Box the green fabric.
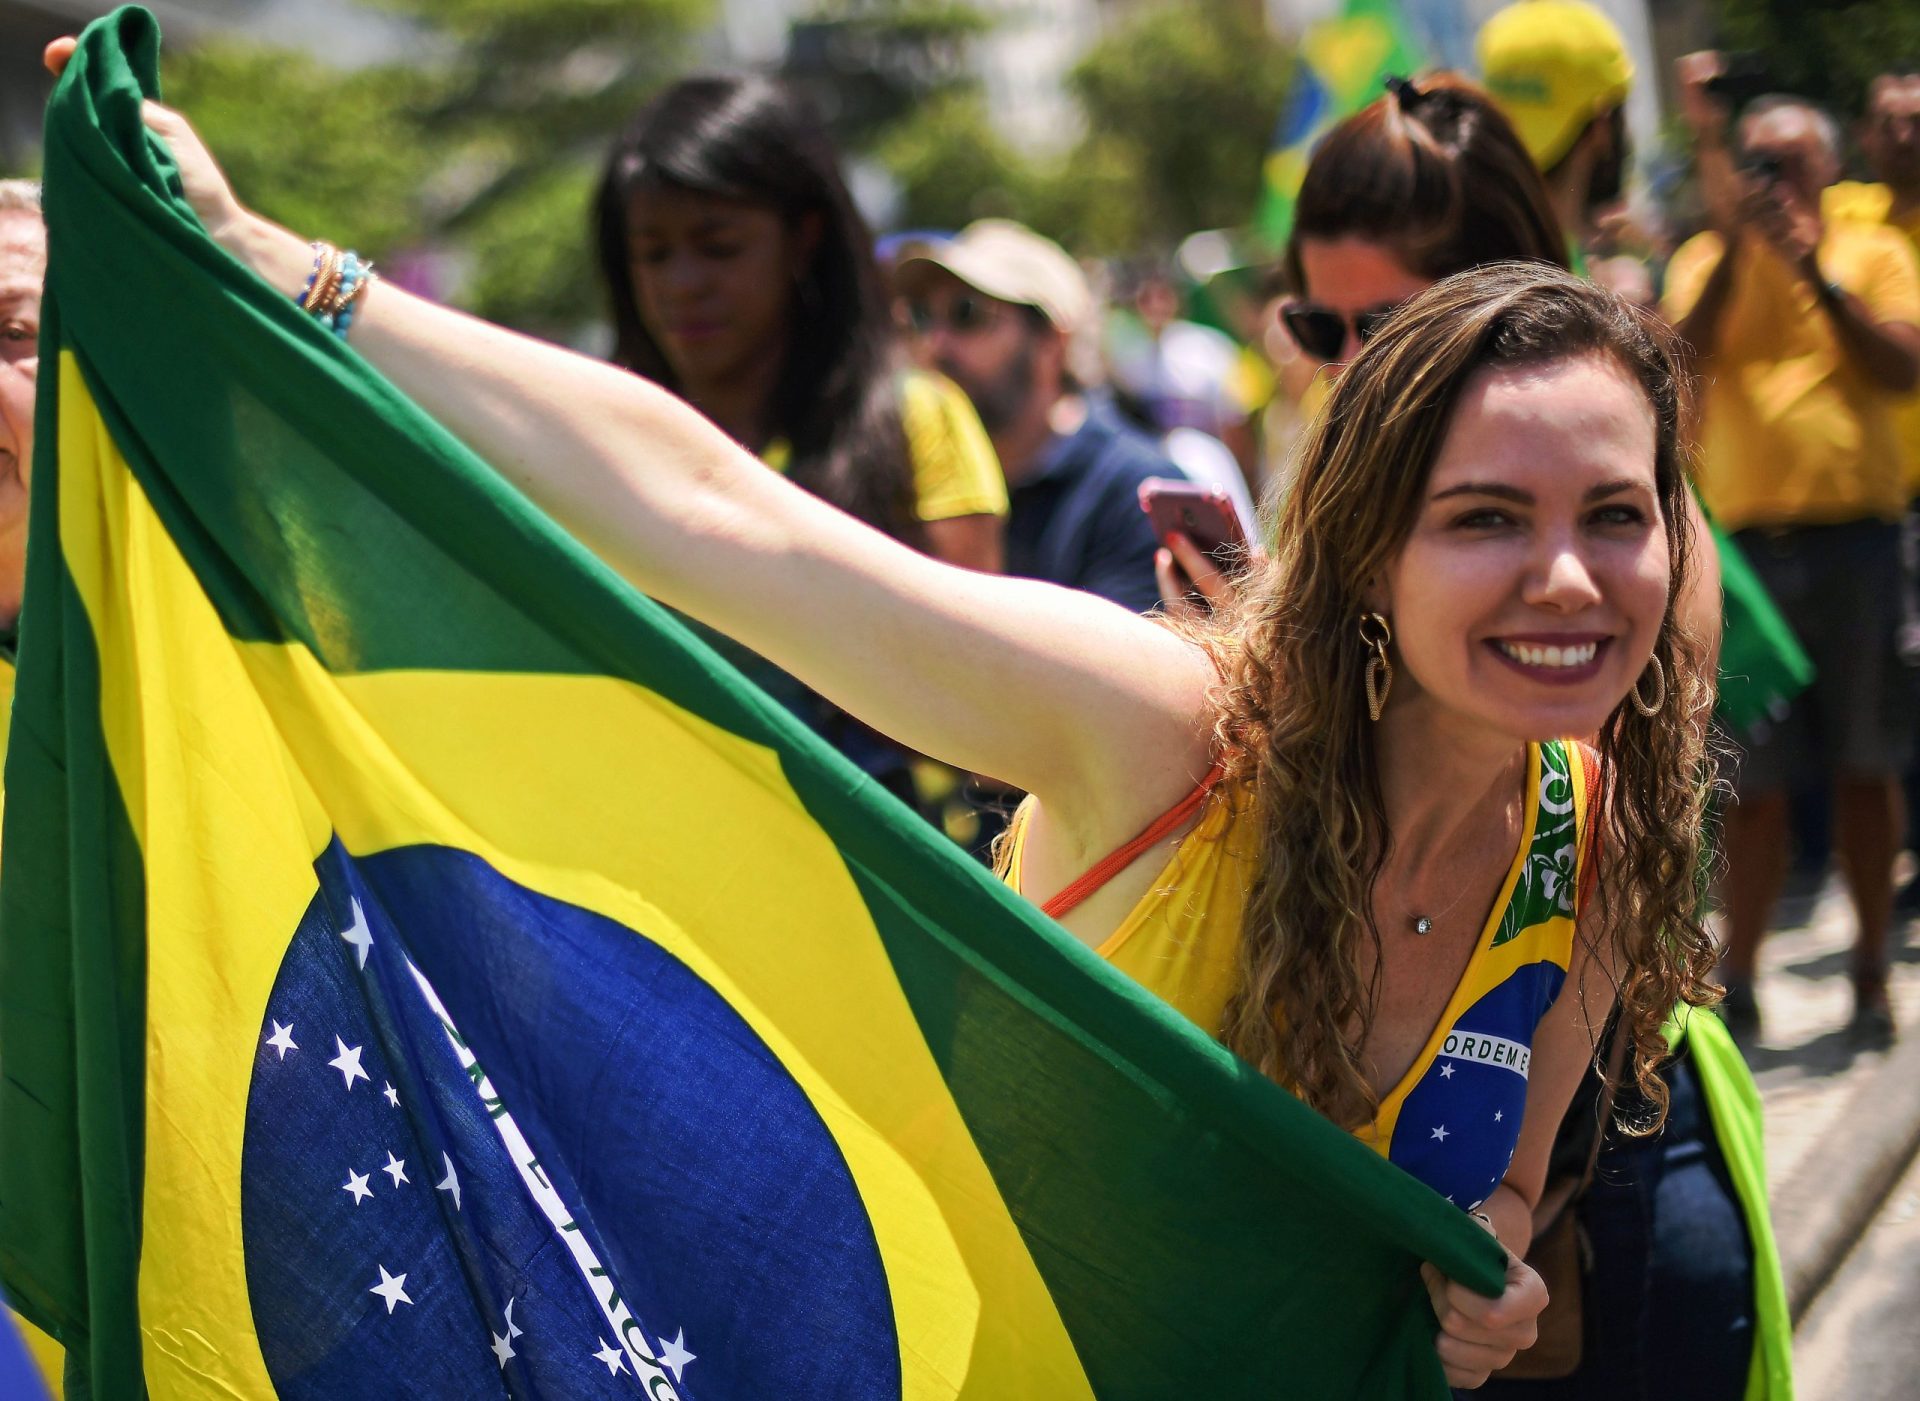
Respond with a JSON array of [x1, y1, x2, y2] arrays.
[[1710, 518, 1814, 736], [1677, 1010, 1796, 1401], [1, 9, 1508, 1398]]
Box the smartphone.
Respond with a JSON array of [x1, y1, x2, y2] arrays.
[[1138, 477, 1248, 570], [1704, 53, 1773, 108]]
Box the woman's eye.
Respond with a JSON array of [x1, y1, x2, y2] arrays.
[[699, 242, 743, 260], [1, 321, 33, 341], [1589, 505, 1647, 527], [1452, 508, 1513, 530]]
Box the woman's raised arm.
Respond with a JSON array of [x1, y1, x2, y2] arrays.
[[118, 91, 1214, 839]]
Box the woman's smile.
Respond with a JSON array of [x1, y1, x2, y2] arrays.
[[1486, 634, 1612, 685]]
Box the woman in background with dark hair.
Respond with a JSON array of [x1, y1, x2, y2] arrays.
[[593, 75, 1007, 803], [1284, 74, 1569, 370]]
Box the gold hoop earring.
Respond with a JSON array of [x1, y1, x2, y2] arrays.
[[1359, 612, 1393, 722], [1631, 654, 1665, 717]]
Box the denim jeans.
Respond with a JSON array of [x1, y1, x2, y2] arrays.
[[1466, 1052, 1754, 1399]]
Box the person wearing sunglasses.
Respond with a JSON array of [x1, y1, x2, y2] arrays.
[[895, 220, 1185, 617], [1158, 74, 1569, 611], [1277, 300, 1413, 365]]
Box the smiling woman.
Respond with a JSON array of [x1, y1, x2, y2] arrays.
[[112, 72, 1720, 1379], [1159, 271, 1707, 1140], [1391, 354, 1667, 738]]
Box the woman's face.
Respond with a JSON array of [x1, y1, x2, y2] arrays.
[[1381, 352, 1670, 745], [625, 186, 802, 390], [1292, 237, 1432, 374]]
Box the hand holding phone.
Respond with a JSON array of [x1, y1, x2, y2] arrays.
[[1139, 478, 1253, 614], [1138, 478, 1247, 564]]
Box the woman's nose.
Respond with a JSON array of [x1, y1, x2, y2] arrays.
[[1528, 541, 1604, 610]]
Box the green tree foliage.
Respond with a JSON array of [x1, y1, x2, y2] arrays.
[[166, 0, 713, 336], [1715, 0, 1920, 118], [872, 89, 1026, 229], [162, 44, 438, 260], [868, 0, 1292, 254], [1065, 0, 1292, 249]]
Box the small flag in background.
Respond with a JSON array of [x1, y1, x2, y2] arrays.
[[1255, 0, 1427, 249], [1, 9, 1503, 1398]]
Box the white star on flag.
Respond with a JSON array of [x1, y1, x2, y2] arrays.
[[1494, 1109, 1503, 1122], [593, 1338, 628, 1375], [658, 1328, 696, 1382], [491, 1298, 522, 1368], [369, 1265, 412, 1314], [382, 1150, 409, 1188], [1431, 1124, 1450, 1142], [265, 1020, 298, 1059], [339, 897, 374, 970], [1439, 1062, 1455, 1079], [435, 1153, 461, 1211], [341, 1168, 373, 1206], [328, 1037, 369, 1091], [383, 1081, 400, 1108]]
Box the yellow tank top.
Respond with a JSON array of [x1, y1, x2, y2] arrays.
[[1002, 740, 1595, 1208]]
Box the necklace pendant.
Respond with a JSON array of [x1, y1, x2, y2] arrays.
[[1414, 916, 1433, 935]]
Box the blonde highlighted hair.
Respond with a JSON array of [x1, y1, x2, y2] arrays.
[[1205, 262, 1718, 1130]]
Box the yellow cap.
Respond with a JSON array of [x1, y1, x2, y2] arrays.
[[1477, 0, 1634, 171]]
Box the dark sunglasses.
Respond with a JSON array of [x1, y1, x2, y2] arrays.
[[906, 292, 1002, 337], [1280, 300, 1406, 362]]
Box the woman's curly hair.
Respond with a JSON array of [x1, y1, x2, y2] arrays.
[[1203, 263, 1720, 1131]]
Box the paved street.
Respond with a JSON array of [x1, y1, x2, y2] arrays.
[[1736, 867, 1920, 1189], [1728, 860, 1920, 1396], [1793, 1150, 1920, 1400]]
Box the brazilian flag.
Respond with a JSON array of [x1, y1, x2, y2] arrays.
[[1, 11, 1503, 1397], [1255, 0, 1425, 249]]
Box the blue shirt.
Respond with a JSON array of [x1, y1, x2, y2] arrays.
[[1007, 398, 1185, 614]]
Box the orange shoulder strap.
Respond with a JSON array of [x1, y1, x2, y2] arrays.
[[1575, 742, 1604, 915], [1041, 764, 1226, 921]]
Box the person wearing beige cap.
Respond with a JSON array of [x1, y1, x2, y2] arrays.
[[1478, 0, 1634, 259], [895, 219, 1183, 616]]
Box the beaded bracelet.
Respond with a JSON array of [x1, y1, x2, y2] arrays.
[[294, 241, 377, 339]]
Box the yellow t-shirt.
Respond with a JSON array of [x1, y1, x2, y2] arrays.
[[896, 369, 1009, 521], [1662, 220, 1920, 529], [1826, 181, 1920, 498], [762, 369, 1008, 523], [1001, 741, 1593, 1209]]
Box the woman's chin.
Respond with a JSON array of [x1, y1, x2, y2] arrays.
[[1498, 694, 1630, 744]]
